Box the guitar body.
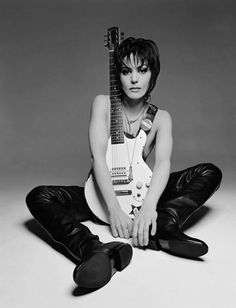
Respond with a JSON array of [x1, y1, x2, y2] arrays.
[[85, 129, 152, 224]]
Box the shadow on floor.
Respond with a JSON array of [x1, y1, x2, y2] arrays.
[[71, 286, 101, 296], [24, 219, 77, 265], [181, 204, 212, 231]]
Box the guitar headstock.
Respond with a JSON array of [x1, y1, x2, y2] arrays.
[[104, 27, 124, 51]]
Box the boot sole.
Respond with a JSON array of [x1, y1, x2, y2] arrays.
[[73, 243, 132, 289], [159, 239, 208, 258]]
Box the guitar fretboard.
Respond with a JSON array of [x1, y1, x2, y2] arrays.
[[109, 51, 124, 144]]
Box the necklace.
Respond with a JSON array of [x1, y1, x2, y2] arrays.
[[122, 102, 147, 181], [122, 103, 147, 135], [124, 134, 138, 181]]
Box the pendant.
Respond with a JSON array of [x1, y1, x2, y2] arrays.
[[128, 122, 131, 134], [128, 165, 133, 181]]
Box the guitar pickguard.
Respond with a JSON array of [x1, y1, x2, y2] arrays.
[[85, 129, 152, 224]]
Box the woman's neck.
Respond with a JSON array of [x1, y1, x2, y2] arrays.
[[122, 96, 147, 114]]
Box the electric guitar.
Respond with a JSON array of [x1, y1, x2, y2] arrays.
[[85, 27, 152, 224]]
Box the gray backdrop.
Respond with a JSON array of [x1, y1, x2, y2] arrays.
[[0, 0, 235, 192]]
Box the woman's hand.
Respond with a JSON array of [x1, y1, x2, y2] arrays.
[[132, 205, 158, 247], [109, 207, 133, 239]]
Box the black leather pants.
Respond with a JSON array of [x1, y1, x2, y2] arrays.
[[26, 186, 101, 262], [158, 162, 222, 227], [26, 163, 222, 260]]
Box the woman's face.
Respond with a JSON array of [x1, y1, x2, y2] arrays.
[[120, 53, 151, 100]]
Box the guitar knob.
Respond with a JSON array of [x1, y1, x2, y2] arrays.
[[146, 181, 151, 188], [136, 181, 143, 189]]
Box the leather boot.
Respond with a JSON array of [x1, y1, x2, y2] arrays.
[[73, 240, 133, 289], [150, 163, 222, 258], [26, 186, 133, 289], [157, 207, 209, 258], [29, 203, 133, 289]]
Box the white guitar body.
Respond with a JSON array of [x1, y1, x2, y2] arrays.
[[85, 129, 152, 224]]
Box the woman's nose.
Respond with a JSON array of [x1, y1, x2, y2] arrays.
[[131, 71, 138, 84]]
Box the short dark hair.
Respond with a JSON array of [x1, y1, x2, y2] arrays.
[[114, 37, 160, 96]]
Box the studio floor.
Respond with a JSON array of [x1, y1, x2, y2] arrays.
[[1, 180, 235, 308]]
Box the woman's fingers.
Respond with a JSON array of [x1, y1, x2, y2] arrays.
[[132, 219, 153, 246], [151, 218, 157, 236], [111, 223, 118, 237], [112, 219, 133, 239], [110, 217, 124, 238], [143, 223, 150, 246], [137, 221, 145, 246], [132, 221, 139, 246], [121, 225, 130, 239], [133, 220, 146, 246], [116, 224, 124, 238], [128, 220, 133, 237], [109, 210, 134, 239]]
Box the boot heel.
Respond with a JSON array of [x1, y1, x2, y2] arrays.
[[113, 243, 133, 271]]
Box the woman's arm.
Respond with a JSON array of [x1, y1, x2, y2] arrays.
[[89, 95, 133, 239], [132, 109, 173, 247], [144, 110, 173, 207]]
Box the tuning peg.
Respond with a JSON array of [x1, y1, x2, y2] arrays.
[[120, 32, 124, 41]]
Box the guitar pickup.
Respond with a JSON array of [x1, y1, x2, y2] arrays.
[[110, 167, 127, 177], [112, 179, 131, 185], [115, 190, 132, 196]]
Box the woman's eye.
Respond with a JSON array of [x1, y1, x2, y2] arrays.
[[139, 68, 148, 74], [121, 69, 130, 76]]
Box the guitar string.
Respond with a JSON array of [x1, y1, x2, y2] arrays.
[[122, 102, 147, 135], [122, 104, 147, 182], [111, 101, 148, 193], [111, 100, 123, 190]]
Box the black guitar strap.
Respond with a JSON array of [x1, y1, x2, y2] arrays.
[[146, 103, 158, 121]]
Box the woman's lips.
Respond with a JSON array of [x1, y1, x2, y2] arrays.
[[129, 87, 141, 92]]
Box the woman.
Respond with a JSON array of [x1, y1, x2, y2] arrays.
[[26, 36, 222, 290]]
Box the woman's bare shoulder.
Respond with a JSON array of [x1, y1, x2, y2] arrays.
[[92, 94, 109, 106], [151, 108, 172, 135], [91, 94, 110, 115], [155, 108, 172, 124]]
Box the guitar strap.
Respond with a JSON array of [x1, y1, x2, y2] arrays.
[[146, 103, 158, 120], [141, 104, 158, 133]]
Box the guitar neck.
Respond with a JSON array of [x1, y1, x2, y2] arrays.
[[109, 50, 124, 145]]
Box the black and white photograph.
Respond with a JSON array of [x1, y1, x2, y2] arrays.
[[0, 0, 235, 307]]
